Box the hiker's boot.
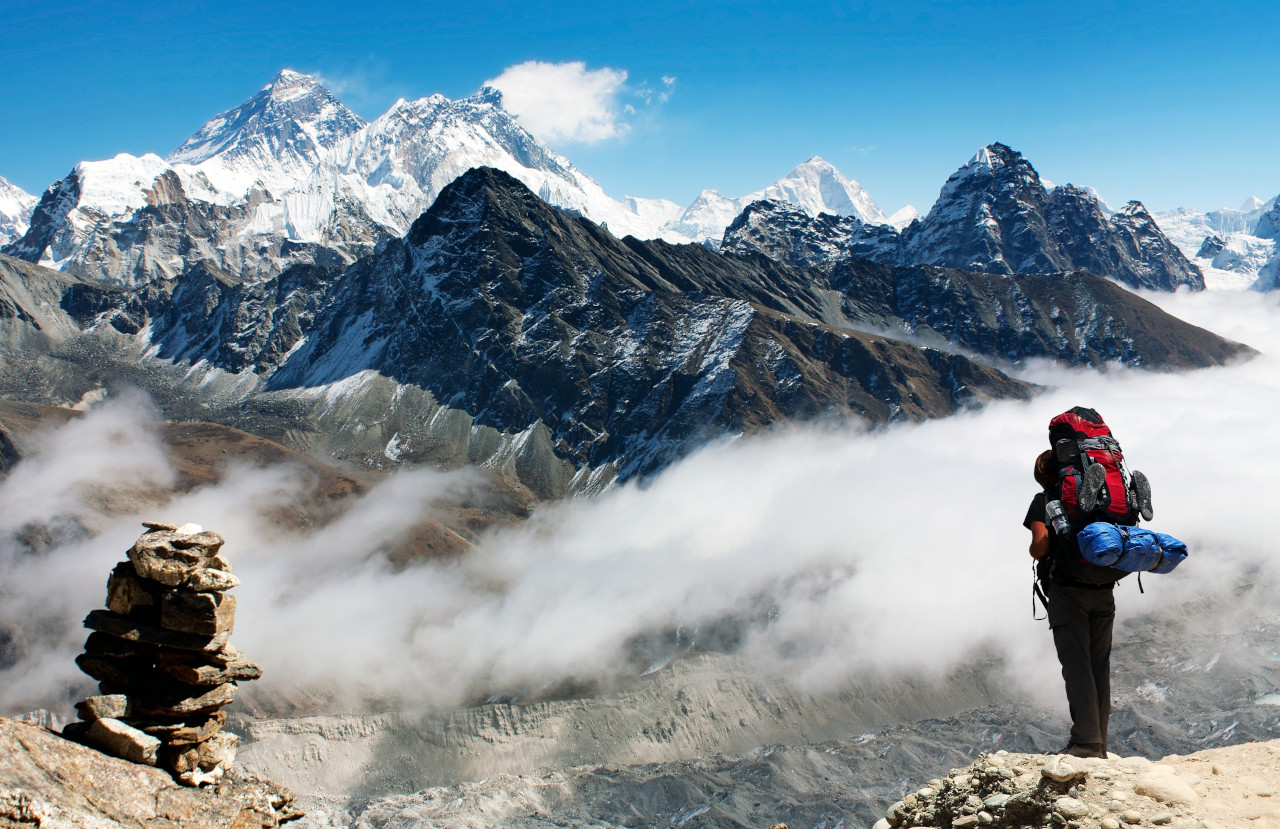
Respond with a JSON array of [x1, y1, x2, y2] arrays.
[[1132, 470, 1153, 521], [1060, 742, 1108, 759], [1079, 463, 1107, 513]]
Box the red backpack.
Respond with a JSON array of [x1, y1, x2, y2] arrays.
[[1049, 406, 1152, 528]]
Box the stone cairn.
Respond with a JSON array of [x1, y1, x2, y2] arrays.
[[63, 521, 262, 786]]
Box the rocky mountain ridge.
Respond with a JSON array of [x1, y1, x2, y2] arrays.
[[6, 73, 1213, 301], [725, 144, 1205, 292], [0, 168, 1252, 496]]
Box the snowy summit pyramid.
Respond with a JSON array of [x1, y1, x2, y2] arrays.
[[663, 156, 886, 243], [168, 69, 367, 195]]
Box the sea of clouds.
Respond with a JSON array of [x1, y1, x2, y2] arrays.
[[1, 288, 1278, 718]]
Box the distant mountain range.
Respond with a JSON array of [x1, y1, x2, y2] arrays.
[[0, 168, 1250, 497], [0, 70, 1264, 495], [1154, 196, 1280, 290], [2, 71, 886, 289], [6, 68, 1256, 294], [725, 144, 1206, 292]]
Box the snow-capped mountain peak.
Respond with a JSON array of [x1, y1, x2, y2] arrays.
[[167, 69, 366, 195], [887, 204, 920, 229], [664, 157, 888, 243], [753, 156, 886, 224], [0, 175, 37, 246]]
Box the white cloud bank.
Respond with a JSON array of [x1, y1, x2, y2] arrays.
[[484, 61, 672, 145], [1, 289, 1278, 717]]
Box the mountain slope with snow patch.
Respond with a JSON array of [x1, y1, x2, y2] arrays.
[[0, 176, 37, 246]]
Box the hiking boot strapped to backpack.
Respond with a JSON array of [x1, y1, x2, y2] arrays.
[[1048, 406, 1153, 527]]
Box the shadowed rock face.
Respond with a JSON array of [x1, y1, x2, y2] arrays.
[[0, 168, 1250, 494], [724, 144, 1205, 292]]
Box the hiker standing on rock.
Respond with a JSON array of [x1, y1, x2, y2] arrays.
[[1025, 447, 1117, 759], [1023, 407, 1159, 761]]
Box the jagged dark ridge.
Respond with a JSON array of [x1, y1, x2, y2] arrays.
[[0, 168, 1251, 496]]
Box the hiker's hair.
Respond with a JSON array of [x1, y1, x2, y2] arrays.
[[1034, 449, 1058, 490]]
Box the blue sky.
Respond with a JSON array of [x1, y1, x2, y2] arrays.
[[2, 0, 1277, 215]]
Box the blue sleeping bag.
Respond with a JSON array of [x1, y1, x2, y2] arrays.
[[1076, 522, 1188, 574]]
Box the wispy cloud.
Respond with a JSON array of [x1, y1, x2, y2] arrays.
[[484, 61, 674, 146], [2, 291, 1276, 718]]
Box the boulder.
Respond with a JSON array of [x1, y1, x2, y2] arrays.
[[199, 732, 239, 770], [0, 718, 302, 826], [188, 568, 241, 592], [161, 590, 236, 636], [106, 561, 162, 618], [83, 717, 160, 766], [75, 694, 131, 721], [132, 682, 237, 717], [1042, 754, 1087, 782], [157, 649, 262, 685], [135, 710, 227, 746], [82, 631, 155, 659], [75, 653, 155, 687], [127, 525, 231, 589], [1135, 767, 1198, 805], [84, 609, 230, 653]]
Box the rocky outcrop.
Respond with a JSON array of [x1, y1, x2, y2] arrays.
[[876, 743, 1280, 829], [64, 523, 263, 787], [0, 717, 300, 827], [721, 199, 899, 267]]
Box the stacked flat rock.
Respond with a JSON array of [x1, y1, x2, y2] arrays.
[[64, 522, 262, 786]]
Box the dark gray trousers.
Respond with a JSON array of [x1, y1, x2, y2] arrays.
[[1046, 580, 1115, 748]]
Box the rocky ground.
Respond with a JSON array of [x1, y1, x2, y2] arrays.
[[877, 741, 1280, 829], [0, 716, 301, 828]]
